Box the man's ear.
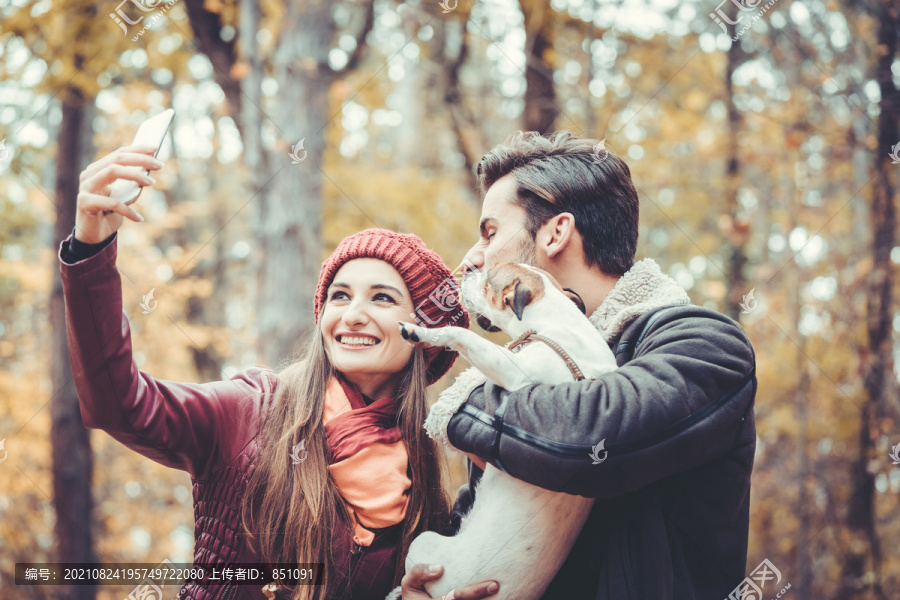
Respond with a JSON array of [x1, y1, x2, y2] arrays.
[[504, 279, 533, 320], [563, 287, 586, 314], [540, 212, 577, 259]]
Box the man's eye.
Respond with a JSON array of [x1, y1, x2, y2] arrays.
[[329, 290, 349, 301]]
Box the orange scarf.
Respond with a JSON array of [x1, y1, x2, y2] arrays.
[[322, 375, 411, 547]]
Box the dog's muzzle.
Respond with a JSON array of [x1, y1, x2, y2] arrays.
[[461, 273, 501, 331]]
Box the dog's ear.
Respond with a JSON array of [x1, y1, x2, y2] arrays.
[[563, 287, 586, 314], [504, 279, 533, 320]]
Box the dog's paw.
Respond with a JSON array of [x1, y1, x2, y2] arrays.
[[397, 321, 445, 348]]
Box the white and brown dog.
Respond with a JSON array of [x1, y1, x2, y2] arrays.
[[393, 263, 618, 600]]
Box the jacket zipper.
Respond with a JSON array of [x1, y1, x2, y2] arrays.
[[217, 538, 369, 599], [349, 537, 365, 570], [458, 366, 755, 458], [341, 528, 367, 594], [221, 581, 237, 600]]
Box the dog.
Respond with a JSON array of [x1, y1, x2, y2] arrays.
[[393, 262, 619, 600]]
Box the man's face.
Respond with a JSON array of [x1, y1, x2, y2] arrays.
[[461, 174, 538, 274]]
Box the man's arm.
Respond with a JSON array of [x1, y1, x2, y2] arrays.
[[445, 306, 756, 499]]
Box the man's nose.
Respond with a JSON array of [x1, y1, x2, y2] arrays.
[[459, 247, 483, 275]]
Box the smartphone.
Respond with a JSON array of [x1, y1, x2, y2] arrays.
[[109, 108, 175, 205]]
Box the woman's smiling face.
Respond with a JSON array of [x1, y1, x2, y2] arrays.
[[320, 258, 416, 399]]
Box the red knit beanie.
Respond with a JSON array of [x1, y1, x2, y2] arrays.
[[314, 228, 470, 385]]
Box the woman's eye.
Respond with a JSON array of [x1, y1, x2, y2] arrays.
[[487, 231, 496, 241], [373, 293, 396, 303], [329, 290, 349, 301]]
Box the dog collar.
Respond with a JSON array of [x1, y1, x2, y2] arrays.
[[508, 330, 587, 381]]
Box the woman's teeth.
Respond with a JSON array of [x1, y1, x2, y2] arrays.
[[339, 336, 379, 346]]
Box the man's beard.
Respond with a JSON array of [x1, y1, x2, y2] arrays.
[[474, 234, 537, 333], [513, 232, 538, 268]]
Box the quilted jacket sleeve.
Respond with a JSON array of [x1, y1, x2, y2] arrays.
[[445, 306, 757, 499], [58, 230, 276, 480]]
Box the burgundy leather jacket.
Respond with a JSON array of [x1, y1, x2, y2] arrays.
[[58, 230, 404, 600]]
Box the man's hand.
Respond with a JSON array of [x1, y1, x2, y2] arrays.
[[400, 564, 499, 599], [462, 451, 487, 471]]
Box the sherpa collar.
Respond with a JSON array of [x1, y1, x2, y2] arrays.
[[589, 257, 691, 343]]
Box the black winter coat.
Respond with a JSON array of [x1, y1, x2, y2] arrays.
[[445, 305, 757, 600]]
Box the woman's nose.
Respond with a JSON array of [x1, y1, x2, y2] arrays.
[[341, 300, 370, 326]]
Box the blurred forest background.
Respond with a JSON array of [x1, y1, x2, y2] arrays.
[[1, 0, 899, 598]]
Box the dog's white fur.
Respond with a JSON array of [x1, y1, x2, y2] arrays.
[[391, 264, 618, 600]]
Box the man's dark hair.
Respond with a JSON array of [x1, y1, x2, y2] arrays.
[[476, 130, 639, 276]]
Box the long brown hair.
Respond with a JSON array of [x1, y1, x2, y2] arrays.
[[240, 323, 451, 599]]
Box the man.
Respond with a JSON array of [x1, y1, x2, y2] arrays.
[[401, 130, 756, 599]]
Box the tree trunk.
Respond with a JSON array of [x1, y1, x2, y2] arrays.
[[438, 15, 481, 196], [395, 15, 421, 165], [239, 0, 266, 180], [788, 195, 812, 600], [256, 0, 335, 367], [582, 0, 598, 137], [51, 87, 98, 600], [186, 0, 375, 369], [841, 1, 898, 597], [724, 11, 748, 321], [520, 0, 558, 134]]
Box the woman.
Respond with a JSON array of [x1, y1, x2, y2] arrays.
[[60, 145, 471, 600]]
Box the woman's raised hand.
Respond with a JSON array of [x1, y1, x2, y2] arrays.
[[75, 145, 163, 244]]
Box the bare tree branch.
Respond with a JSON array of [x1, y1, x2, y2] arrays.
[[329, 0, 377, 75], [183, 0, 243, 135], [440, 18, 482, 197]]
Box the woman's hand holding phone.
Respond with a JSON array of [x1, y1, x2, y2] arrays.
[[74, 145, 162, 244]]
